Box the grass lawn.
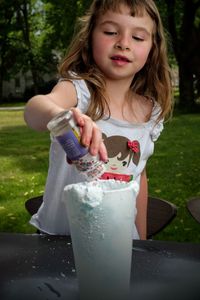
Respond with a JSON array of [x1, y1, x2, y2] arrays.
[[0, 110, 200, 242], [0, 110, 50, 233]]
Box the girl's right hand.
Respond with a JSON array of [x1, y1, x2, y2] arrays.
[[71, 108, 108, 162]]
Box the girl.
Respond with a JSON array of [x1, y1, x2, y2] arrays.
[[24, 0, 172, 240]]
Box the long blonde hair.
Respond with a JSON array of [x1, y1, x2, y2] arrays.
[[59, 0, 172, 121]]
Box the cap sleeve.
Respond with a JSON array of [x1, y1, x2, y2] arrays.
[[71, 79, 90, 113], [149, 102, 164, 142], [59, 77, 91, 113]]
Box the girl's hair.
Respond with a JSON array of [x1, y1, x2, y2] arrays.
[[59, 0, 172, 121]]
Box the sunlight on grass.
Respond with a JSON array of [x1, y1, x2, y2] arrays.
[[0, 110, 49, 234]]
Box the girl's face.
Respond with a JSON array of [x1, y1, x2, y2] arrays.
[[91, 4, 154, 82], [105, 155, 129, 173]]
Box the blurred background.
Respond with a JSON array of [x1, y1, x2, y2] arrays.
[[0, 0, 200, 242]]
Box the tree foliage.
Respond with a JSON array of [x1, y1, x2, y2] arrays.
[[0, 0, 58, 99], [1, 0, 200, 111], [0, 0, 24, 96]]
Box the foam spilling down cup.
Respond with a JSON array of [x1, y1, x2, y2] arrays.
[[63, 179, 139, 300]]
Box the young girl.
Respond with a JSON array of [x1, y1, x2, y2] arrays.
[[24, 0, 172, 240]]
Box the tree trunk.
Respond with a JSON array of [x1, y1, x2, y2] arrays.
[[178, 61, 195, 112], [177, 0, 198, 112], [28, 52, 41, 94], [18, 0, 42, 95], [165, 0, 200, 112], [0, 74, 3, 102]]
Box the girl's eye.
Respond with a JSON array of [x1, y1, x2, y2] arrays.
[[122, 161, 127, 166], [133, 36, 144, 41], [104, 31, 117, 36]]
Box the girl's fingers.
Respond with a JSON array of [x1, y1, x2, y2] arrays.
[[89, 124, 103, 156], [70, 107, 92, 146], [70, 107, 85, 127], [80, 115, 94, 147], [89, 126, 108, 162], [98, 141, 108, 162], [70, 107, 107, 160]]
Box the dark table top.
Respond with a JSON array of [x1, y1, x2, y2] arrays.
[[1, 233, 200, 300]]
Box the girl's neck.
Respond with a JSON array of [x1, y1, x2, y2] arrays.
[[105, 78, 132, 106], [104, 79, 153, 123], [104, 79, 134, 121]]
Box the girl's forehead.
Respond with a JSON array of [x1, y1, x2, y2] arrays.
[[98, 2, 149, 17], [95, 4, 154, 33]]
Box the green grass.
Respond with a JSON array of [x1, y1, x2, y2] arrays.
[[148, 114, 200, 242], [0, 110, 50, 233], [0, 102, 25, 107], [0, 110, 200, 242]]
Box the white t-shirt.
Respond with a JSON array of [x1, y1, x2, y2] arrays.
[[30, 79, 164, 238]]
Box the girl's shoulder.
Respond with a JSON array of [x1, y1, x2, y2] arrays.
[[139, 95, 162, 122], [135, 94, 164, 141], [133, 94, 154, 123], [142, 95, 154, 121], [148, 100, 164, 142]]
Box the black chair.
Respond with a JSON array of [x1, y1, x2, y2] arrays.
[[25, 195, 43, 216], [186, 197, 200, 224], [25, 195, 43, 234], [147, 196, 177, 239], [25, 195, 177, 239]]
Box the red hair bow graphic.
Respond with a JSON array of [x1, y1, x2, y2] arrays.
[[128, 140, 140, 153], [127, 140, 140, 166]]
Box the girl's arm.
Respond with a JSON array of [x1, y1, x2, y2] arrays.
[[135, 169, 148, 240], [24, 80, 77, 131], [24, 80, 108, 161]]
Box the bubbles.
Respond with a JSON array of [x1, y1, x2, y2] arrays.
[[100, 233, 105, 240]]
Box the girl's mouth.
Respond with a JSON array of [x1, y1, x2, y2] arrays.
[[111, 55, 131, 63]]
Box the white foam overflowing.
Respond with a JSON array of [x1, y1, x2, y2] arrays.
[[63, 179, 139, 300], [66, 181, 104, 208], [64, 179, 139, 209]]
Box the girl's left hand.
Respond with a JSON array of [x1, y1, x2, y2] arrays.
[[71, 108, 108, 162]]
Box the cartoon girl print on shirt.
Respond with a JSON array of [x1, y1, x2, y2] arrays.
[[101, 134, 141, 182]]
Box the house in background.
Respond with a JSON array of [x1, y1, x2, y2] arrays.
[[2, 70, 56, 100]]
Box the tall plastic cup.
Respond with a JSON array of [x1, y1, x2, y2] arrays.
[[63, 180, 139, 300]]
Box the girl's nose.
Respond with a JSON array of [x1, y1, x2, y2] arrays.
[[114, 34, 131, 51], [114, 43, 130, 51]]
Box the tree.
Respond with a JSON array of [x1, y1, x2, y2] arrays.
[[14, 0, 59, 94], [158, 0, 200, 112], [0, 0, 24, 99], [0, 0, 58, 101], [42, 0, 92, 56]]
